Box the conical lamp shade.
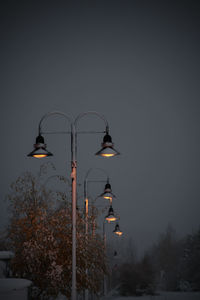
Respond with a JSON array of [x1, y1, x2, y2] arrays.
[[105, 205, 117, 222], [113, 223, 123, 236], [27, 135, 53, 158], [100, 182, 116, 200], [28, 147, 53, 158], [96, 146, 119, 157], [96, 133, 120, 157]]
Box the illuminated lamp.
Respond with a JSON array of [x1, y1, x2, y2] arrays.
[[96, 133, 120, 157], [100, 181, 115, 201], [27, 135, 53, 158], [105, 205, 117, 222], [113, 223, 123, 236]]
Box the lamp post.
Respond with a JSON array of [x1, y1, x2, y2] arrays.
[[102, 219, 107, 296], [84, 167, 116, 236], [27, 111, 119, 300], [84, 168, 117, 300], [99, 181, 116, 201], [102, 203, 118, 296]]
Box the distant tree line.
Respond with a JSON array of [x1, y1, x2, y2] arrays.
[[115, 225, 200, 296]]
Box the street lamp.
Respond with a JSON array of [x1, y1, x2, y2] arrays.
[[84, 167, 117, 300], [27, 111, 119, 300], [95, 133, 120, 157], [100, 181, 116, 201], [84, 168, 117, 230], [102, 208, 118, 296], [84, 167, 110, 236], [103, 211, 122, 296], [113, 223, 123, 236], [105, 205, 117, 223], [27, 135, 53, 158]]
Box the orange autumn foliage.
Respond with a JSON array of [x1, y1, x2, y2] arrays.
[[7, 171, 107, 299]]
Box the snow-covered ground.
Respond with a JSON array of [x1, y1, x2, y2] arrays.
[[101, 291, 200, 300], [0, 278, 32, 300], [55, 291, 200, 300]]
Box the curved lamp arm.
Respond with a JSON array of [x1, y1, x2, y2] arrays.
[[84, 167, 109, 183], [74, 111, 109, 133], [37, 111, 76, 161], [38, 111, 73, 135], [84, 167, 109, 199]]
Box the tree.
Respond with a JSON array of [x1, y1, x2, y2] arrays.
[[179, 229, 200, 291], [7, 169, 107, 299], [118, 254, 155, 296], [137, 254, 156, 294], [150, 225, 182, 291], [118, 238, 155, 297]]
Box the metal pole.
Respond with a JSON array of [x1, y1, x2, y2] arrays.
[[84, 177, 89, 300], [71, 162, 77, 300], [72, 112, 109, 300], [83, 168, 109, 300], [103, 220, 106, 296], [71, 124, 77, 300], [72, 112, 108, 300], [85, 184, 89, 300]]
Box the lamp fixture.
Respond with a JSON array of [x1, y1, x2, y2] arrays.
[[105, 205, 117, 222], [113, 223, 123, 236], [96, 133, 120, 157], [27, 135, 53, 158], [100, 181, 115, 201]]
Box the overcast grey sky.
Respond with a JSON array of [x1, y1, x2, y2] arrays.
[[1, 0, 200, 253]]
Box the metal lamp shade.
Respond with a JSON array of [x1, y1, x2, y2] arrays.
[[95, 133, 120, 157], [105, 205, 117, 222], [100, 182, 115, 200], [27, 135, 53, 158], [113, 223, 123, 236]]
